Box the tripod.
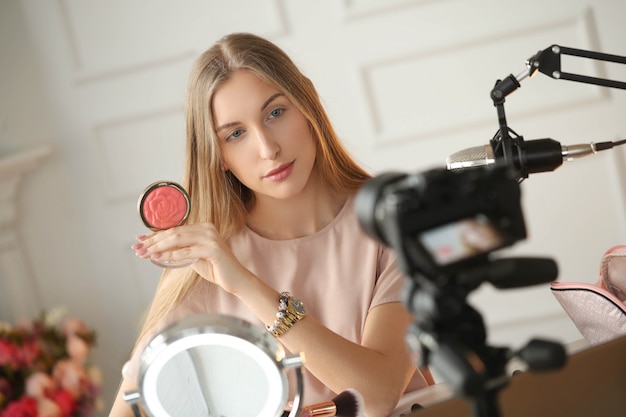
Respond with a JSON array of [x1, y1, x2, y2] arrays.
[[403, 274, 566, 417]]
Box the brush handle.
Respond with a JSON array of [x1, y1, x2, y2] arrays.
[[300, 401, 336, 417]]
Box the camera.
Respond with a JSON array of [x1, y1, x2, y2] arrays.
[[356, 164, 564, 417], [355, 164, 526, 286]]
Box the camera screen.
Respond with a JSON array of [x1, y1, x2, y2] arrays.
[[418, 215, 505, 265]]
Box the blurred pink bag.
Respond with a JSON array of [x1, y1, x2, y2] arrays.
[[551, 245, 626, 345]]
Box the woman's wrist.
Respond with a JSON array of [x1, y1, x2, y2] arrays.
[[266, 292, 307, 338]]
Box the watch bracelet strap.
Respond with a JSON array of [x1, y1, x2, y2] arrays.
[[266, 292, 305, 338]]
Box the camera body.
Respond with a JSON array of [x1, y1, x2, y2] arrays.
[[356, 165, 527, 284]]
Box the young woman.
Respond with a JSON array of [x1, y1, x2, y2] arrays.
[[109, 32, 432, 417]]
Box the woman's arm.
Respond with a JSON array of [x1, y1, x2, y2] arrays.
[[108, 378, 139, 417], [134, 223, 424, 417], [235, 274, 419, 417]]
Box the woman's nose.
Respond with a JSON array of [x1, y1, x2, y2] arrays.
[[256, 129, 280, 160]]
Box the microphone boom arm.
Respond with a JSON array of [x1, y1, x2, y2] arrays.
[[489, 44, 626, 180], [526, 45, 626, 90], [492, 44, 626, 102]]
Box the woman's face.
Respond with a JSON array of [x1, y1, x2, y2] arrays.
[[212, 70, 317, 201]]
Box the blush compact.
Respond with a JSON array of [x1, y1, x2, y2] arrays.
[[137, 181, 194, 268], [138, 181, 190, 231]]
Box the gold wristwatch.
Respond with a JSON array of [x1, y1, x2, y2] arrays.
[[267, 292, 307, 338]]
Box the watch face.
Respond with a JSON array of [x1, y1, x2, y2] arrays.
[[289, 298, 307, 315]]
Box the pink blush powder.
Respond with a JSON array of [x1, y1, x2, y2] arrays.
[[142, 185, 188, 229]]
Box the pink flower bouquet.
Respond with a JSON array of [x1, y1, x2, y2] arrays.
[[0, 309, 101, 417]]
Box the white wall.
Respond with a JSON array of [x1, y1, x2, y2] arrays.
[[2, 0, 625, 414]]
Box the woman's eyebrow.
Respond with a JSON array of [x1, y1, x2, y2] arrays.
[[261, 93, 284, 111], [216, 93, 285, 133], [216, 121, 238, 133]]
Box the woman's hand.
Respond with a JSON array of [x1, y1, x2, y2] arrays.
[[132, 223, 253, 294]]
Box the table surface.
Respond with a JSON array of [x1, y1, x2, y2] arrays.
[[397, 335, 626, 417]]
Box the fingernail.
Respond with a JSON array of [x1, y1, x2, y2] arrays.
[[131, 243, 144, 250]]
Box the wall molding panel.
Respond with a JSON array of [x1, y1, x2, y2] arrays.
[[58, 0, 289, 83], [93, 107, 186, 202], [360, 8, 608, 148]]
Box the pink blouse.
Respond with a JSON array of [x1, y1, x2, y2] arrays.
[[123, 196, 428, 404]]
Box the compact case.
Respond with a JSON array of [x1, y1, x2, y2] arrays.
[[137, 181, 194, 268], [138, 181, 191, 231]]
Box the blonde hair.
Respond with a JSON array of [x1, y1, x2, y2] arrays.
[[135, 32, 370, 347]]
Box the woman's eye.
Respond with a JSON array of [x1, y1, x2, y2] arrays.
[[268, 108, 284, 119], [226, 129, 243, 141]]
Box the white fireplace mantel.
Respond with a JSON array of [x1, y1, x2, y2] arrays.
[[0, 144, 52, 322]]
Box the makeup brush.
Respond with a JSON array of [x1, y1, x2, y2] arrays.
[[300, 389, 364, 417]]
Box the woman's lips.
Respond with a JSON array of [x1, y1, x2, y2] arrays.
[[264, 161, 294, 181]]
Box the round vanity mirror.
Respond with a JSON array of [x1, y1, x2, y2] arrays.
[[124, 314, 304, 417]]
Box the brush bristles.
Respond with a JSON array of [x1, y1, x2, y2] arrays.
[[300, 389, 364, 417], [333, 388, 364, 417]]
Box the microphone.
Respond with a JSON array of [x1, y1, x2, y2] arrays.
[[446, 138, 626, 174]]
